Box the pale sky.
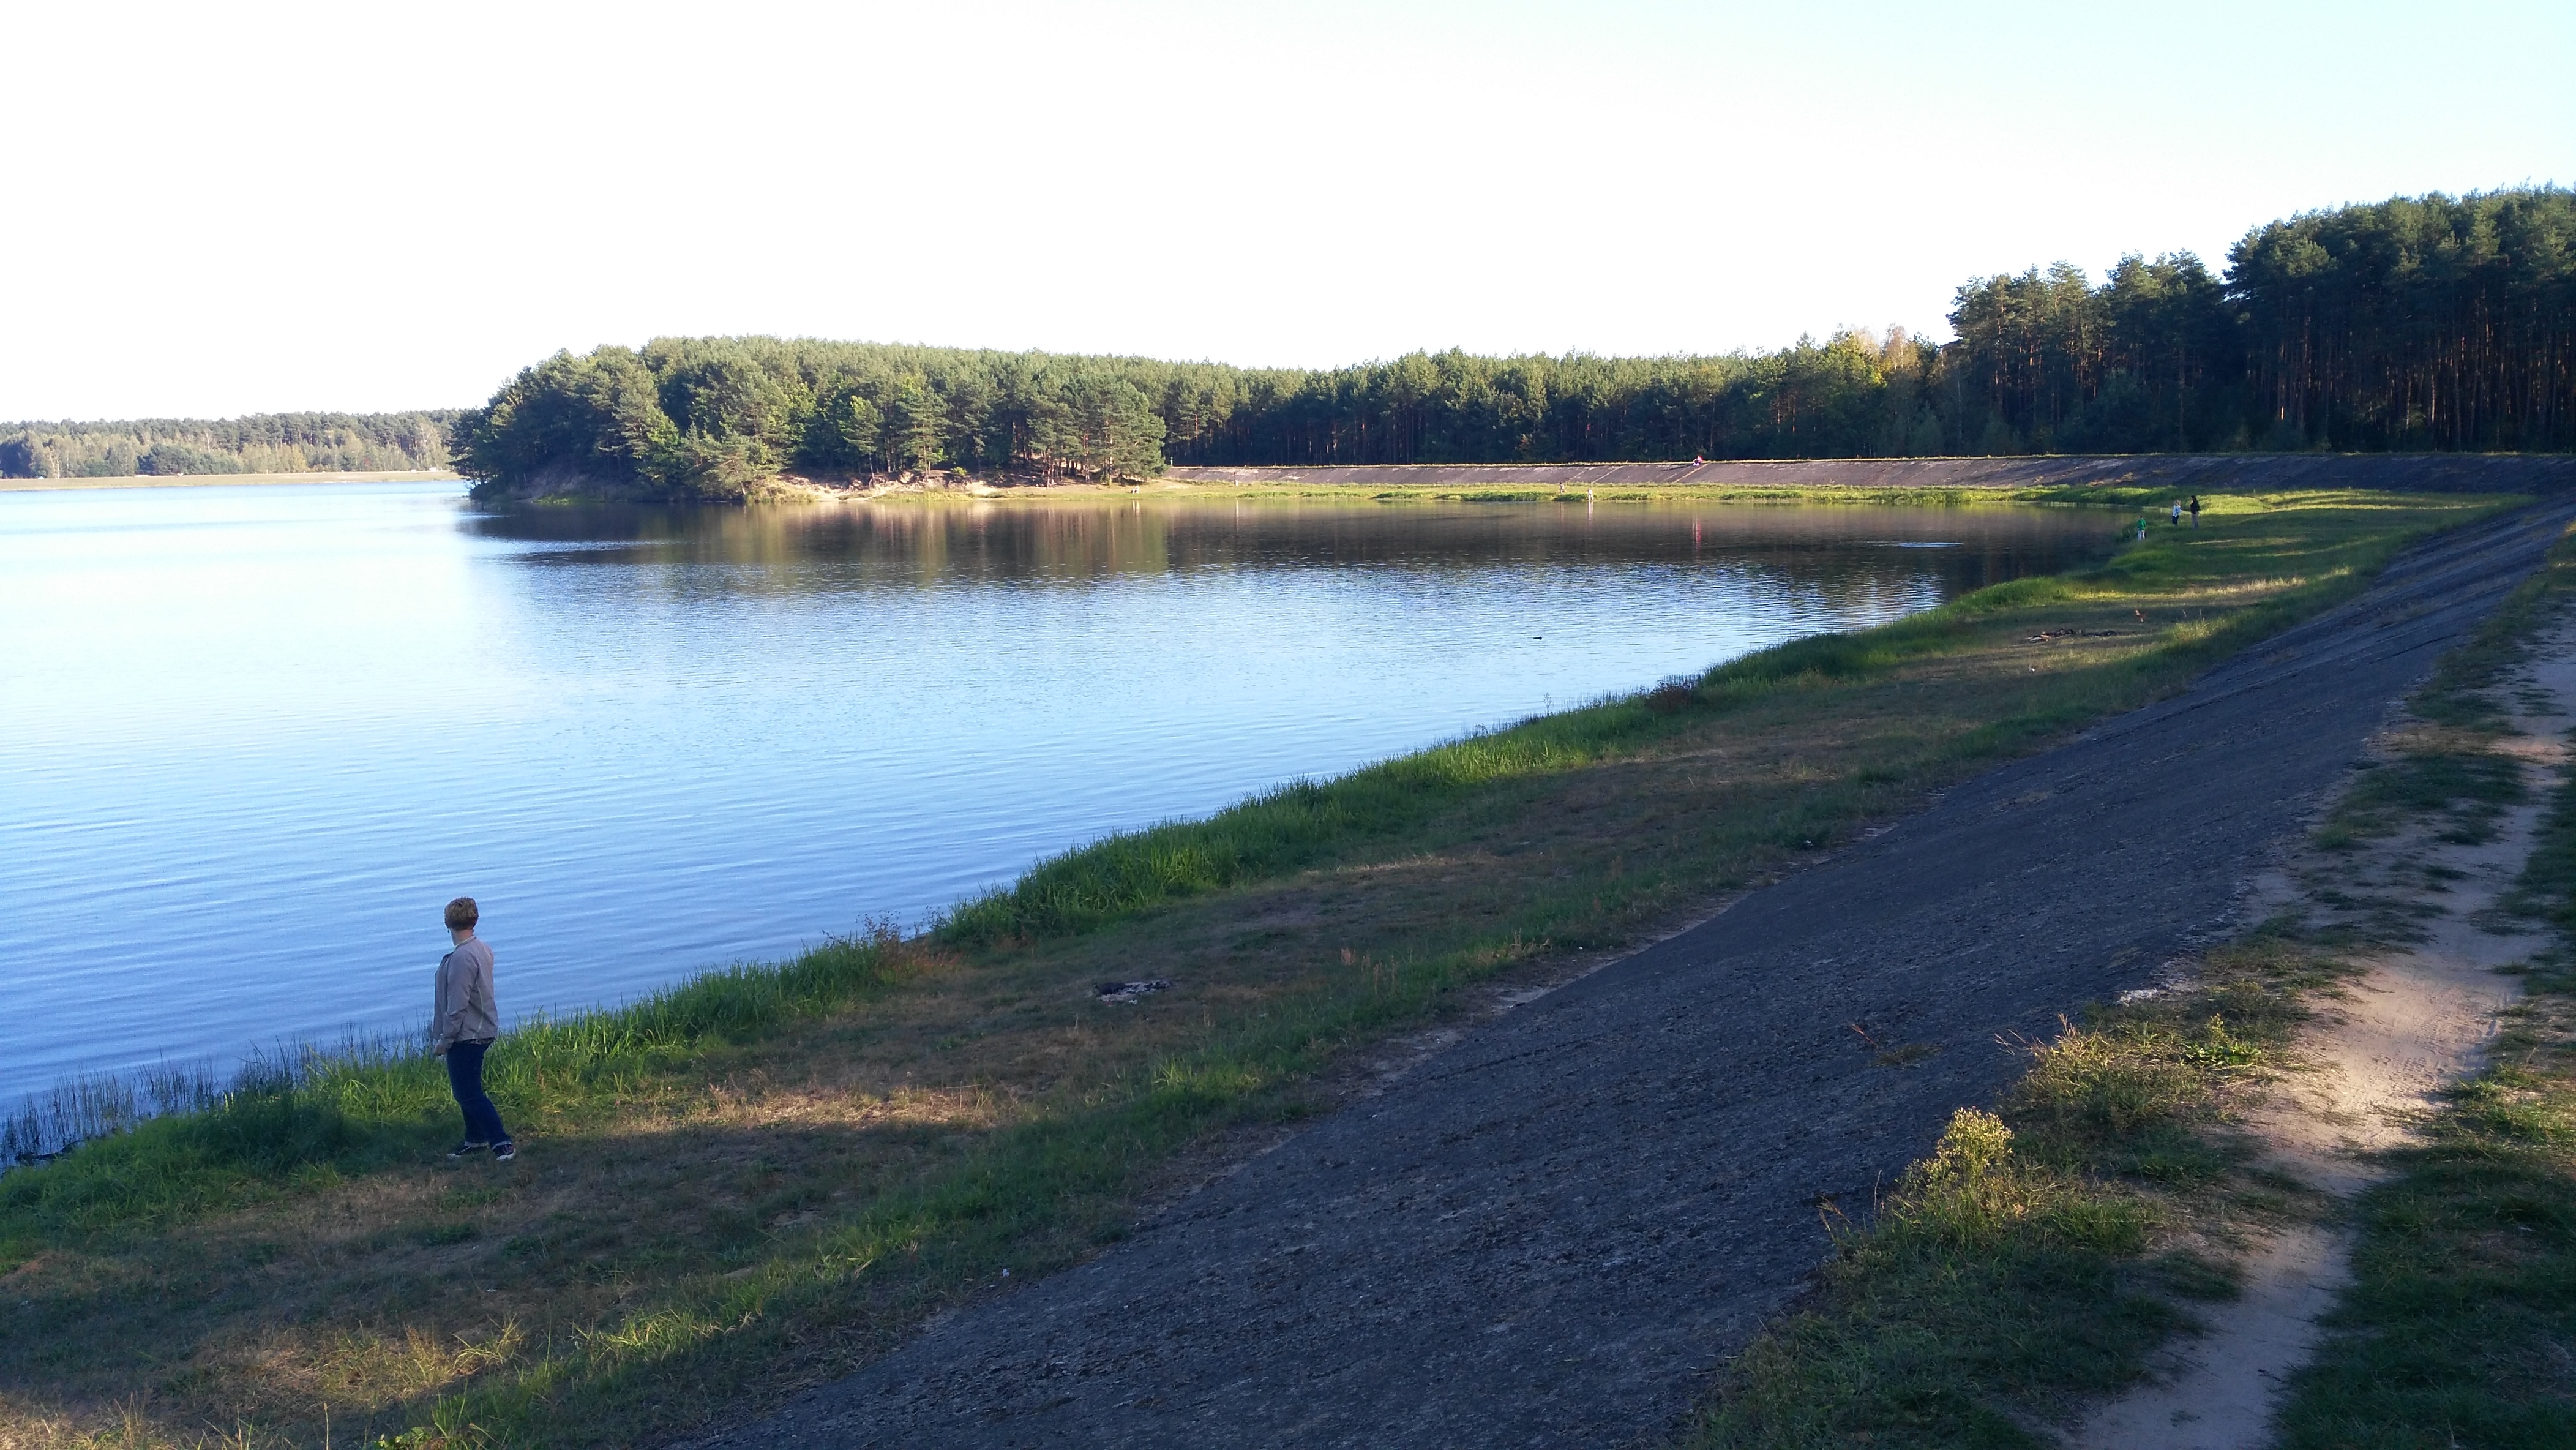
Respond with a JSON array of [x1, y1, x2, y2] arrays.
[[5, 0, 2569, 421]]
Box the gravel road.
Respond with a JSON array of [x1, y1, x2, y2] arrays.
[[695, 497, 2576, 1449]]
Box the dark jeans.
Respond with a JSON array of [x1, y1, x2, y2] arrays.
[[446, 1039, 511, 1146]]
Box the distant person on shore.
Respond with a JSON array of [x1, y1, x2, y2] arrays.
[[433, 896, 514, 1162], [2188, 495, 2202, 528], [2171, 501, 2184, 526]]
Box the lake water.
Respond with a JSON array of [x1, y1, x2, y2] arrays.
[[0, 482, 2113, 1102]]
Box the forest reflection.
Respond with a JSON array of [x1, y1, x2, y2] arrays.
[[468, 496, 2105, 602]]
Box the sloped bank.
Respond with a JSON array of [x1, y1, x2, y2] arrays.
[[1166, 453, 2576, 495], [680, 498, 2576, 1448]]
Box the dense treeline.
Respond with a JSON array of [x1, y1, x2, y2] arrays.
[[40, 187, 2547, 502], [455, 339, 1169, 501], [0, 412, 460, 479], [452, 331, 1961, 501], [2235, 190, 2573, 451], [1945, 187, 2575, 453], [453, 188, 2574, 502]]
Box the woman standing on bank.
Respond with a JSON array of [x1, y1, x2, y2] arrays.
[[433, 896, 515, 1162]]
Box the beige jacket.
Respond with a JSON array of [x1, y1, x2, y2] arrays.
[[432, 934, 500, 1054]]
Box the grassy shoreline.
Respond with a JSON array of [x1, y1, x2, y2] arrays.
[[0, 489, 2517, 1448]]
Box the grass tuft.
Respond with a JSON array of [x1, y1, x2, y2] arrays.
[[1700, 1108, 2176, 1450]]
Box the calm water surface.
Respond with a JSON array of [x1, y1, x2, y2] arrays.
[[0, 483, 2113, 1100]]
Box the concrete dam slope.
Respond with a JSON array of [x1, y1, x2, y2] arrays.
[[693, 493, 2576, 1449], [1166, 453, 2576, 494]]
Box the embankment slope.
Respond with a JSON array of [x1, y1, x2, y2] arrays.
[[1167, 454, 2575, 493], [690, 495, 2576, 1447]]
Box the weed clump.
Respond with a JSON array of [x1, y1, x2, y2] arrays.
[[1884, 1108, 2151, 1257]]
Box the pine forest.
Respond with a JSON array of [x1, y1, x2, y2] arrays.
[[9, 189, 2569, 500]]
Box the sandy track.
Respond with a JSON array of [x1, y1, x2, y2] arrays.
[[2068, 623, 2576, 1449], [691, 500, 2576, 1450]]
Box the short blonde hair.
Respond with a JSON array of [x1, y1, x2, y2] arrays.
[[444, 896, 479, 931]]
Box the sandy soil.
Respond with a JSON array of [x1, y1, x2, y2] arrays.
[[2067, 625, 2576, 1450]]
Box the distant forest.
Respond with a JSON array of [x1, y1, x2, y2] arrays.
[[19, 187, 2570, 499], [0, 412, 459, 480], [454, 187, 2575, 501]]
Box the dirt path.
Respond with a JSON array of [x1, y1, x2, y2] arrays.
[[690, 502, 2576, 1449], [2067, 625, 2576, 1450]]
